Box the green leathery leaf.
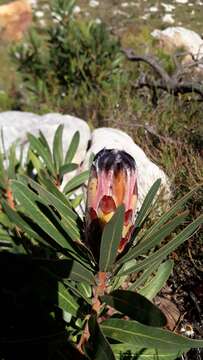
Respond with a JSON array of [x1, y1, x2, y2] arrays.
[[123, 184, 203, 265], [117, 212, 187, 266], [21, 176, 79, 239], [101, 318, 203, 351], [65, 131, 80, 164], [0, 211, 14, 229], [70, 193, 84, 209], [116, 215, 203, 277], [53, 124, 64, 173], [85, 315, 115, 360], [34, 258, 95, 285], [2, 200, 52, 248], [63, 170, 89, 194], [63, 260, 95, 285], [77, 282, 92, 299], [101, 290, 166, 327], [27, 133, 55, 175], [7, 143, 18, 179], [58, 282, 78, 317], [28, 149, 44, 173], [64, 281, 92, 305], [111, 343, 181, 360], [59, 163, 78, 177], [0, 151, 7, 187], [128, 260, 163, 291], [118, 184, 202, 267], [111, 259, 137, 290], [37, 173, 72, 206], [139, 260, 174, 300], [99, 205, 125, 272], [134, 179, 161, 228], [39, 130, 52, 160], [11, 180, 77, 251]]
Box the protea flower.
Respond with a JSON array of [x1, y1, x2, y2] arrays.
[[86, 148, 138, 262]]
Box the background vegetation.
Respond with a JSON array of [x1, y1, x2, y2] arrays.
[[0, 0, 202, 358]]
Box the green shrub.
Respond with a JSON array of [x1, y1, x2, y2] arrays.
[[11, 0, 125, 115], [0, 126, 202, 359]]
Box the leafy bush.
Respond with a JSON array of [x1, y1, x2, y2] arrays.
[[11, 0, 125, 115], [0, 126, 202, 359]]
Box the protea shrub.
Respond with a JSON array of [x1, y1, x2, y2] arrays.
[[0, 127, 202, 359]]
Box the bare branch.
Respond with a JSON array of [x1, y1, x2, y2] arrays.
[[123, 48, 203, 99]]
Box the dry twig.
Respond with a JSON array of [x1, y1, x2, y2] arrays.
[[123, 48, 203, 100]]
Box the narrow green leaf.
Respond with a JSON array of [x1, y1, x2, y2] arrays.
[[28, 149, 44, 174], [0, 151, 7, 188], [65, 131, 80, 164], [27, 133, 55, 175], [39, 130, 52, 159], [59, 163, 78, 177], [139, 260, 174, 300], [63, 170, 89, 194], [111, 343, 181, 360], [118, 213, 187, 266], [144, 183, 203, 232], [2, 200, 50, 247], [71, 193, 84, 209], [22, 176, 79, 231], [99, 205, 125, 272], [111, 259, 137, 291], [11, 180, 76, 251], [134, 179, 161, 228], [101, 290, 166, 327], [34, 258, 95, 285], [77, 282, 92, 299], [128, 260, 163, 291], [116, 215, 203, 277], [7, 143, 18, 179], [53, 124, 64, 173], [38, 173, 72, 206], [101, 319, 203, 351], [0, 211, 14, 229], [65, 281, 92, 305], [118, 184, 202, 267], [85, 315, 115, 360], [63, 260, 95, 285], [58, 282, 78, 317]]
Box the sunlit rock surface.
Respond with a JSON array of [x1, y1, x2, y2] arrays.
[[0, 111, 171, 211], [151, 27, 203, 63], [0, 111, 91, 167], [0, 0, 32, 41]]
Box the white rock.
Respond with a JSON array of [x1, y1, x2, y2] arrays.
[[81, 128, 171, 211], [121, 2, 129, 7], [39, 113, 91, 166], [89, 0, 99, 8], [175, 0, 188, 3], [0, 112, 171, 212], [162, 13, 175, 24], [149, 6, 158, 12], [0, 111, 41, 151], [95, 18, 102, 24], [0, 111, 91, 171], [35, 10, 44, 18], [161, 3, 175, 12], [73, 5, 81, 14], [151, 26, 203, 61], [140, 13, 150, 20]]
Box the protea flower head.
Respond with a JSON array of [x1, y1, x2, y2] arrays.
[[86, 148, 138, 262]]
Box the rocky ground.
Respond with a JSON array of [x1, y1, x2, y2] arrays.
[[31, 0, 203, 35]]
